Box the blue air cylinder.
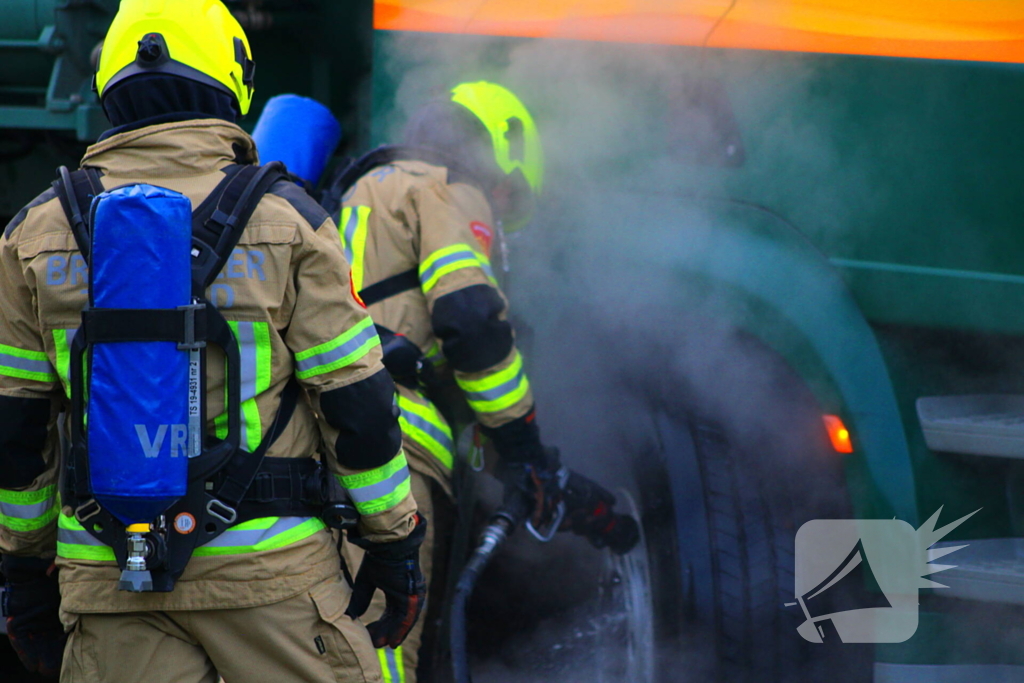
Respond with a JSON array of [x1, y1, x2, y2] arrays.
[[87, 184, 192, 525], [252, 94, 342, 186]]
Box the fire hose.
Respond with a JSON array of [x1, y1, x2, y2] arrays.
[[450, 468, 640, 683]]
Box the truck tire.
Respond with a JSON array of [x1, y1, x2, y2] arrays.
[[634, 337, 871, 682]]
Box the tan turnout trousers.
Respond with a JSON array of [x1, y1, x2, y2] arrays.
[[60, 575, 380, 683], [343, 471, 454, 683]]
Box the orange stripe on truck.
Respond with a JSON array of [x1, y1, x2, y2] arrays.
[[374, 0, 1024, 64]]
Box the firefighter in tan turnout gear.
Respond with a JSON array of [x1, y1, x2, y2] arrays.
[[318, 82, 638, 683], [0, 1, 424, 681]]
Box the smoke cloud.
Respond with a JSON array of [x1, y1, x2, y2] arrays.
[[379, 23, 874, 683]]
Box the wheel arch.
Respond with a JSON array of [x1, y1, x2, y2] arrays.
[[640, 197, 918, 525]]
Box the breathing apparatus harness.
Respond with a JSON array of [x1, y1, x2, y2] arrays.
[[53, 162, 358, 593]]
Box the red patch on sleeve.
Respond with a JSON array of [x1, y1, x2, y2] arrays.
[[350, 276, 366, 308], [470, 221, 494, 257]]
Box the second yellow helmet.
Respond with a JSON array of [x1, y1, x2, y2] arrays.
[[96, 0, 255, 115], [451, 82, 544, 196]]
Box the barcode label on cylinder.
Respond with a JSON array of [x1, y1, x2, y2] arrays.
[[188, 351, 201, 457]]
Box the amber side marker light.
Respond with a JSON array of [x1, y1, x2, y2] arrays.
[[823, 414, 853, 454]]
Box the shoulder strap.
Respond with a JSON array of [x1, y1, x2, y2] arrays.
[[358, 268, 420, 307], [190, 161, 288, 293], [52, 162, 288, 293], [52, 166, 104, 260], [321, 145, 487, 217]]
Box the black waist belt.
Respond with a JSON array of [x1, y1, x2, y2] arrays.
[[231, 457, 327, 521]]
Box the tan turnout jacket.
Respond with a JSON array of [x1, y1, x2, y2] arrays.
[[341, 159, 536, 492], [0, 120, 415, 615]]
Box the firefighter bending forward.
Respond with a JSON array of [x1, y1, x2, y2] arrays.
[[329, 83, 574, 683], [0, 2, 424, 681]]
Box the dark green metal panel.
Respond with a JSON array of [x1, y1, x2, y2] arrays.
[[0, 0, 59, 40], [0, 0, 117, 137], [243, 1, 374, 153], [0, 0, 374, 218]]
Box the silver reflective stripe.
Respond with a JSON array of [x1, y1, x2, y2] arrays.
[[0, 352, 53, 376], [462, 367, 527, 403], [0, 498, 53, 520], [348, 464, 411, 504], [342, 208, 359, 264], [58, 528, 105, 547], [197, 517, 309, 549], [384, 647, 402, 683], [294, 323, 378, 375], [398, 407, 454, 453], [236, 321, 258, 450], [236, 322, 259, 402], [418, 248, 477, 285]]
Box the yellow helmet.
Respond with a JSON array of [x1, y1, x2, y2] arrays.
[[451, 82, 544, 195], [96, 0, 255, 116]]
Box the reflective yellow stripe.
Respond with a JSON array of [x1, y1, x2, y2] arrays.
[[419, 244, 495, 293], [215, 321, 273, 448], [340, 205, 372, 293], [395, 647, 406, 683], [0, 343, 57, 383], [192, 516, 326, 557], [378, 646, 405, 683], [294, 317, 380, 379], [337, 451, 412, 516], [53, 329, 76, 396], [457, 351, 531, 414], [0, 485, 58, 532], [424, 341, 444, 367], [57, 513, 323, 561], [232, 321, 273, 451], [397, 394, 454, 469], [57, 513, 116, 561], [339, 450, 407, 488], [0, 486, 55, 506], [53, 329, 88, 411]]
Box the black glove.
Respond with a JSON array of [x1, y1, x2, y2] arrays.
[[497, 447, 563, 530], [483, 410, 563, 527], [1, 555, 66, 679], [483, 411, 641, 553], [561, 471, 641, 555], [345, 515, 428, 649]]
